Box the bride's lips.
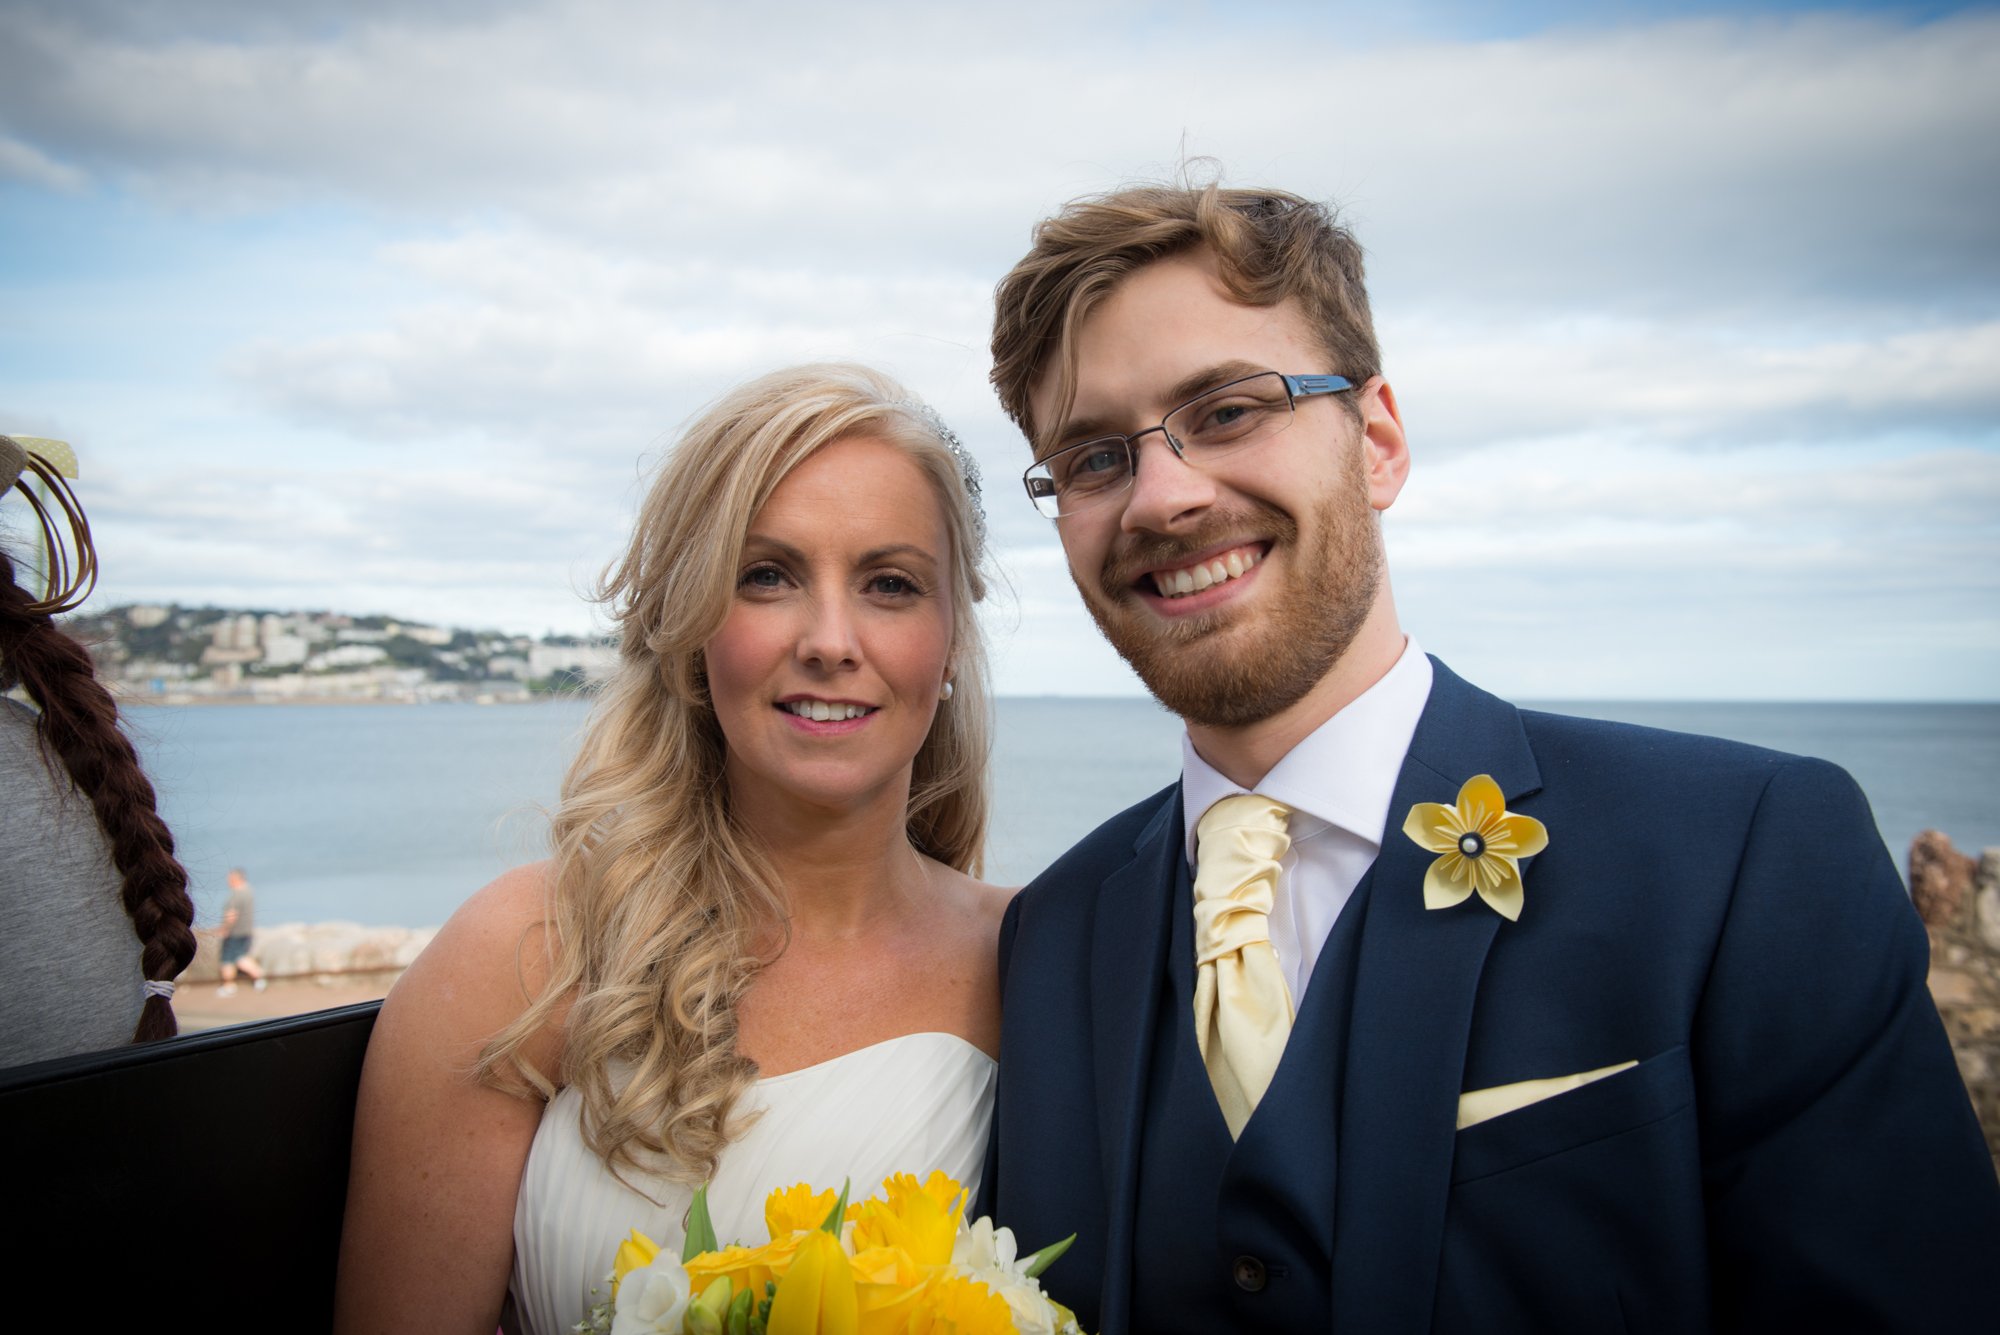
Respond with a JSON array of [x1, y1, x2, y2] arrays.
[[1129, 540, 1269, 617], [775, 695, 879, 734]]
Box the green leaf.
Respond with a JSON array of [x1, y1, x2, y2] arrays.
[[1023, 1233, 1075, 1279], [683, 1184, 720, 1262], [818, 1178, 852, 1237]]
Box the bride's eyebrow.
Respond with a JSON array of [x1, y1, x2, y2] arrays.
[[857, 543, 937, 568], [740, 536, 938, 569], [740, 534, 801, 561]]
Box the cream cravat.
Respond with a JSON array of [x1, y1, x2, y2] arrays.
[[1192, 793, 1296, 1139]]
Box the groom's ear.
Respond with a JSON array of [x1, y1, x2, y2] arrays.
[[1360, 377, 1410, 513]]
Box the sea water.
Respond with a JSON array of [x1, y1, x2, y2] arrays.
[[126, 698, 2000, 929]]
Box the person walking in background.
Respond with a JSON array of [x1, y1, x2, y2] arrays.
[[0, 433, 196, 1064], [216, 866, 266, 996]]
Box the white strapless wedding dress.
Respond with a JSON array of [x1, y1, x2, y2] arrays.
[[508, 1032, 996, 1335]]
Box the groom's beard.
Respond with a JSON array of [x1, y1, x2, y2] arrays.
[[1078, 455, 1383, 730]]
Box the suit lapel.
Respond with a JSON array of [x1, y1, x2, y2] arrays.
[[1331, 659, 1543, 1335], [1090, 788, 1182, 1335]]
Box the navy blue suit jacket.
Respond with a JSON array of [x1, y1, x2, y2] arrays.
[[984, 659, 2000, 1333]]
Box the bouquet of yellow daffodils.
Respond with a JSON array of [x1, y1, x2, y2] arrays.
[[574, 1171, 1084, 1335]]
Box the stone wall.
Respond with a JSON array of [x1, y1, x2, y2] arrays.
[[183, 920, 439, 984], [1911, 831, 2000, 1180]]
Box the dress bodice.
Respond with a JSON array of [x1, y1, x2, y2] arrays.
[[508, 1032, 996, 1335]]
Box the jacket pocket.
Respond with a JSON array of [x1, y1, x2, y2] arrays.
[[1449, 1044, 1694, 1186]]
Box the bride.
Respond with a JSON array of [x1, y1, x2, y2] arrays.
[[334, 364, 1010, 1333]]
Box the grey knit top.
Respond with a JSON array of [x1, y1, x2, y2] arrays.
[[0, 696, 142, 1066]]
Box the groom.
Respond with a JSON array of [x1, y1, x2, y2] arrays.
[[980, 182, 2000, 1333]]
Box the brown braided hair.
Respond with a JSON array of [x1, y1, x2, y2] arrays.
[[2, 440, 196, 1042]]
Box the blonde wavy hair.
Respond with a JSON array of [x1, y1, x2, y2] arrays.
[[477, 363, 991, 1184]]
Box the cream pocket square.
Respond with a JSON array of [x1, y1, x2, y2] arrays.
[[1456, 1059, 1639, 1130]]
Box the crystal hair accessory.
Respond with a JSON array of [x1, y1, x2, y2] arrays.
[[891, 399, 985, 555]]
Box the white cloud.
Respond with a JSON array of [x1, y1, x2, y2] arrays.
[[4, 6, 1994, 306], [2, 2, 1995, 697], [1390, 317, 2000, 451], [0, 133, 86, 190], [974, 438, 2000, 701], [1342, 13, 2000, 315], [82, 460, 630, 632], [225, 227, 997, 448], [1394, 441, 2000, 533], [1385, 439, 2000, 699]]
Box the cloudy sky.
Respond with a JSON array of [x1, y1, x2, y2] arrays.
[[2, 0, 1995, 700]]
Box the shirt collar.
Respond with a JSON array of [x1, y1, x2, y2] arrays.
[[1181, 637, 1434, 862]]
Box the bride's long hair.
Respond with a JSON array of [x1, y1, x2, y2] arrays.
[[477, 364, 991, 1182]]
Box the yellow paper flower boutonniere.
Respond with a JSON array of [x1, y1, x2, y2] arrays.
[[1403, 774, 1548, 922]]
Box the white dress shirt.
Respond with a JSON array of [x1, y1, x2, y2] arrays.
[[1180, 637, 1434, 1003]]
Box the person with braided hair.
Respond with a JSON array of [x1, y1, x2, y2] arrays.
[[0, 433, 196, 1065]]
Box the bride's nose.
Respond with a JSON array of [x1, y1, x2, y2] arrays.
[[795, 592, 861, 671]]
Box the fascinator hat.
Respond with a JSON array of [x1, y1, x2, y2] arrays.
[[1, 433, 98, 615]]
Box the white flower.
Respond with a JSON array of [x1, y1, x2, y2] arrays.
[[950, 1217, 1068, 1335], [607, 1252, 692, 1335], [950, 1216, 1018, 1273]]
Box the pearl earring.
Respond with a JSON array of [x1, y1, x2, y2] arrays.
[[940, 679, 955, 701]]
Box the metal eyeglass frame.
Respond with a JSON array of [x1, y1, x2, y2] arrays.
[[1022, 371, 1355, 519]]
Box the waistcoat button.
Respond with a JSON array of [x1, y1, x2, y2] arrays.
[[1232, 1255, 1267, 1292]]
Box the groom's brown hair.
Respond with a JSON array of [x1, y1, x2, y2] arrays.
[[990, 180, 1382, 451]]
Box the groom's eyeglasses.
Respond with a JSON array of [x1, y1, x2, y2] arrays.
[[1022, 371, 1355, 520]]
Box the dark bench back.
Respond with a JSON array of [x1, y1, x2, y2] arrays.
[[0, 1002, 379, 1329]]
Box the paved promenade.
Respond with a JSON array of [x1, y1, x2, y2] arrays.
[[174, 973, 399, 1033]]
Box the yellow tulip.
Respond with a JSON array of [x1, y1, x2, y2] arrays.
[[856, 1282, 927, 1335], [611, 1228, 663, 1298], [767, 1228, 859, 1335], [849, 1245, 928, 1335]]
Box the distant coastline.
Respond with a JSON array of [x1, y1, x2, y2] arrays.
[[121, 688, 585, 707], [67, 601, 614, 706]]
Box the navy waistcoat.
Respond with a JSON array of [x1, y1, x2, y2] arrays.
[[1127, 852, 1374, 1332]]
